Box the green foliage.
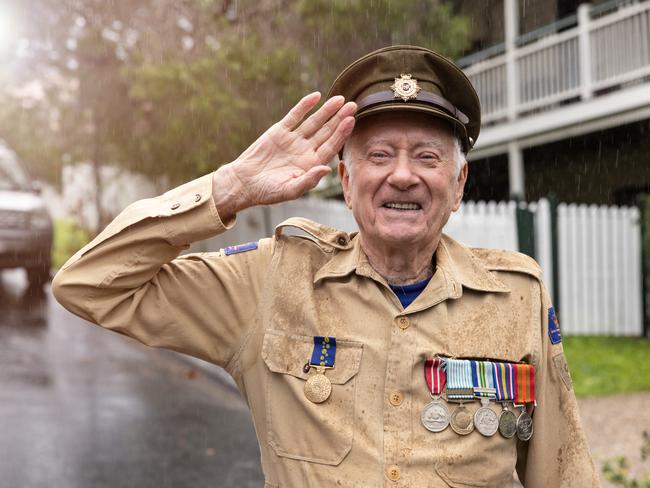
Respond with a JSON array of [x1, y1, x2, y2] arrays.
[[0, 0, 470, 188], [563, 336, 650, 397], [602, 432, 650, 487], [52, 218, 92, 269]]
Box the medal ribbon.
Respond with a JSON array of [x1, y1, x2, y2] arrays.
[[446, 358, 474, 400], [513, 363, 535, 404], [492, 361, 516, 402], [424, 357, 446, 395], [471, 360, 496, 398], [309, 336, 336, 367]]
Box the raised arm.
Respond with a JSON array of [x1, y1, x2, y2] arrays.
[[52, 93, 356, 369]]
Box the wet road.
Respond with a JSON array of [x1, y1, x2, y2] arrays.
[[0, 270, 264, 488]]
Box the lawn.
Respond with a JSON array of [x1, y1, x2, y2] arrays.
[[563, 336, 650, 397]]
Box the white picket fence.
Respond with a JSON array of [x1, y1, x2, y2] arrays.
[[557, 203, 643, 335], [193, 197, 645, 336]]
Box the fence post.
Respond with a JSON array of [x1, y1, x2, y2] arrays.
[[516, 201, 536, 259], [548, 193, 561, 315], [637, 194, 649, 337]]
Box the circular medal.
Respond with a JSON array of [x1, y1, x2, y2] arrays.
[[304, 373, 332, 404], [421, 400, 450, 432], [474, 406, 499, 437], [450, 405, 474, 435], [498, 409, 517, 439], [516, 410, 534, 441]]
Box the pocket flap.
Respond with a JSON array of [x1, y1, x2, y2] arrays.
[[262, 330, 363, 385]]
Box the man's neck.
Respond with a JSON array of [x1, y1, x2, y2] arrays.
[[360, 235, 440, 286]]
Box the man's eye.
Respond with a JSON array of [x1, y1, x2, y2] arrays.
[[369, 152, 389, 158]]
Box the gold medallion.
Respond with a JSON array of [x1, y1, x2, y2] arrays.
[[450, 404, 474, 435], [391, 74, 421, 101], [304, 371, 332, 403]]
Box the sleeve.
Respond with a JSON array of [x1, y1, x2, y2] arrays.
[[515, 282, 601, 487], [51, 172, 273, 371]]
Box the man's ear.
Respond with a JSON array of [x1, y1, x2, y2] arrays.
[[338, 161, 352, 209], [452, 161, 468, 211]]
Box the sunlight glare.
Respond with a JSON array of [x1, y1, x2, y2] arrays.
[[0, 6, 16, 48]]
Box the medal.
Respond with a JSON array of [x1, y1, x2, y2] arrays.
[[449, 403, 474, 435], [474, 398, 499, 436], [513, 363, 536, 441], [421, 357, 449, 432], [498, 406, 517, 438], [304, 367, 332, 403], [516, 407, 534, 441], [421, 400, 450, 432], [493, 361, 517, 438], [471, 360, 499, 437], [304, 336, 336, 404]]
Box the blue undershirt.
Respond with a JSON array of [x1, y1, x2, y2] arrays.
[[389, 277, 431, 309]]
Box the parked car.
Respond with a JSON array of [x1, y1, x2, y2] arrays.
[[0, 142, 53, 288]]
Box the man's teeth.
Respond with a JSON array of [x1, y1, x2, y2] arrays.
[[384, 202, 420, 210]]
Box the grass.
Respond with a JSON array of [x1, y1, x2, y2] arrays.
[[52, 218, 92, 269], [563, 336, 650, 397]]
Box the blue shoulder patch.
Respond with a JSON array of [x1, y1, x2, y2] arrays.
[[548, 306, 562, 345], [223, 241, 258, 256]]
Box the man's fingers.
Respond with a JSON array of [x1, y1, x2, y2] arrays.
[[279, 92, 322, 131], [296, 96, 345, 138], [284, 166, 332, 200], [315, 116, 356, 162], [311, 101, 357, 148]]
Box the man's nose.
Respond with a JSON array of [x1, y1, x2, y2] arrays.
[[387, 152, 418, 189]]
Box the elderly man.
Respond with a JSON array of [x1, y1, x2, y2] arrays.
[[53, 46, 598, 487]]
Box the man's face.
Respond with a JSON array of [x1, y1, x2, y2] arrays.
[[339, 112, 467, 250]]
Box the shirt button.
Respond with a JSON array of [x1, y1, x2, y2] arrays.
[[389, 390, 403, 406], [194, 193, 202, 202], [397, 316, 410, 329], [386, 465, 401, 481], [336, 235, 347, 246], [171, 202, 180, 210]]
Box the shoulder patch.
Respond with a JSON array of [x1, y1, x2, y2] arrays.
[[552, 352, 573, 391], [470, 248, 542, 280], [223, 241, 258, 255], [548, 306, 562, 345]]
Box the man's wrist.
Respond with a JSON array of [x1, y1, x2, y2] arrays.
[[212, 163, 249, 223]]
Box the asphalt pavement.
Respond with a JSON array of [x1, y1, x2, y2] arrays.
[[0, 269, 264, 488]]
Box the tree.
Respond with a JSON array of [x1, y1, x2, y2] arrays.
[[0, 0, 470, 232]]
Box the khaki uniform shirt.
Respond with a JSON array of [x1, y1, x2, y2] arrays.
[[53, 173, 599, 488]]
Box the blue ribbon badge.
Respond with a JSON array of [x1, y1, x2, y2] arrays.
[[310, 336, 336, 368]]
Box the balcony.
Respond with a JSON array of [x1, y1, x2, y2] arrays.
[[465, 0, 650, 163]]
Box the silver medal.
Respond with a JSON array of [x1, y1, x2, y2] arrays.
[[474, 398, 499, 437], [421, 397, 450, 433], [516, 407, 534, 441], [498, 403, 517, 439]]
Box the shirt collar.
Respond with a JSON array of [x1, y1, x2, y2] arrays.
[[314, 233, 510, 294]]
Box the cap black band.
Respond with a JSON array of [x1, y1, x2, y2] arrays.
[[355, 90, 470, 125]]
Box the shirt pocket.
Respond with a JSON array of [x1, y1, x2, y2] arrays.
[[261, 329, 363, 465]]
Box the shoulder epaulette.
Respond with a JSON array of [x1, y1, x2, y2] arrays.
[[274, 217, 354, 251], [470, 248, 542, 281]]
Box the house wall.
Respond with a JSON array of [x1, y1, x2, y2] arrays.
[[523, 118, 650, 205]]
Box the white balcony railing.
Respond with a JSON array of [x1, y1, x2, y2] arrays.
[[462, 1, 650, 124]]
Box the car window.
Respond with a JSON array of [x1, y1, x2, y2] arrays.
[[0, 143, 30, 191]]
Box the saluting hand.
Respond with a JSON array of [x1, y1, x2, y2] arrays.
[[213, 93, 356, 221]]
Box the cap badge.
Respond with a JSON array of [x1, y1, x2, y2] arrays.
[[391, 73, 421, 102]]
